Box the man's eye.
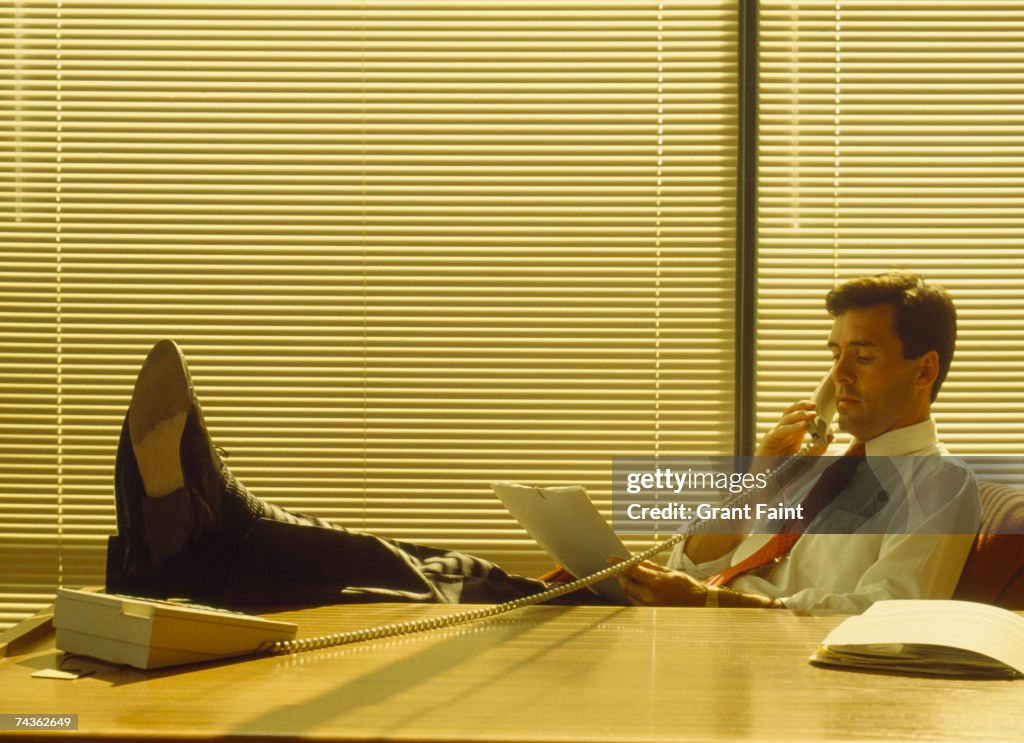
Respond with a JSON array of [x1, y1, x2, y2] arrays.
[[857, 356, 874, 364]]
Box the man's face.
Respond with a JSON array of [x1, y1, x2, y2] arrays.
[[827, 304, 928, 441]]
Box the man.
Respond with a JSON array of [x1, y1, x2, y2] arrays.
[[107, 271, 979, 611], [617, 271, 979, 611]]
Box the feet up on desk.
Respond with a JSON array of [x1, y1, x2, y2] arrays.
[[108, 340, 264, 600]]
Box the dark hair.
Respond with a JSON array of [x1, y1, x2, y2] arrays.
[[825, 271, 957, 402]]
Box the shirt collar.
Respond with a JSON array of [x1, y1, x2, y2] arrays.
[[861, 417, 939, 457]]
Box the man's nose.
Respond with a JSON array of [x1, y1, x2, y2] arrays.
[[833, 354, 855, 386]]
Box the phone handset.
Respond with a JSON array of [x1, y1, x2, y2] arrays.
[[744, 372, 836, 502], [763, 375, 835, 488], [805, 374, 837, 450]]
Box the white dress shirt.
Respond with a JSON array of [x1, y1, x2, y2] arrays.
[[667, 418, 981, 612]]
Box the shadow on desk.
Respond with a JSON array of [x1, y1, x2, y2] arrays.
[[233, 604, 629, 739]]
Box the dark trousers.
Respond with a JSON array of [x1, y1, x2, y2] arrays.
[[108, 419, 605, 608], [224, 502, 606, 607]]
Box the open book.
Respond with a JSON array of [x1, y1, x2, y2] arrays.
[[492, 482, 632, 604], [812, 599, 1024, 678]]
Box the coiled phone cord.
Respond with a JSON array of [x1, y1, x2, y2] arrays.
[[263, 446, 816, 656]]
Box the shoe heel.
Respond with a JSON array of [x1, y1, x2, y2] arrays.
[[129, 340, 190, 499]]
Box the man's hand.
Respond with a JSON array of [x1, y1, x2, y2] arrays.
[[609, 558, 706, 607], [609, 558, 785, 609], [755, 400, 832, 458]]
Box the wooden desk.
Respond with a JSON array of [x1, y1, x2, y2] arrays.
[[0, 603, 1019, 742]]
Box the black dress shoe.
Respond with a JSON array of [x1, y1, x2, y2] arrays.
[[107, 340, 262, 599]]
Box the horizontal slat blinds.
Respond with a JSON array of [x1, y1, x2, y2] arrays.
[[758, 0, 1024, 454], [1, 3, 61, 630], [0, 1, 738, 630]]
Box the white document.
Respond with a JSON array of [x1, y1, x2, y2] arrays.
[[492, 482, 632, 604]]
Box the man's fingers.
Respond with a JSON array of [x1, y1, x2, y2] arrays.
[[778, 409, 817, 428], [774, 420, 814, 439], [642, 561, 672, 573], [607, 558, 664, 582], [617, 572, 658, 606], [781, 400, 817, 416], [633, 561, 668, 578], [770, 409, 822, 441]]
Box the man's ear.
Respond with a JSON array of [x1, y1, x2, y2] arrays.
[[916, 350, 939, 391]]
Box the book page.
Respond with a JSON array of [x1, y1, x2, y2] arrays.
[[492, 482, 632, 604], [820, 599, 1024, 676]]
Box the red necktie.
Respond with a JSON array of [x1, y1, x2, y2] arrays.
[[703, 442, 866, 588]]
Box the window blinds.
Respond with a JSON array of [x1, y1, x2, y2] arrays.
[[0, 1, 739, 630], [758, 0, 1024, 454]]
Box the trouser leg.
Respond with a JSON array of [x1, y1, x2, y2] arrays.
[[223, 503, 607, 607], [109, 340, 608, 608]]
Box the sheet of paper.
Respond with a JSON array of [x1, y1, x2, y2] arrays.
[[820, 599, 1024, 676], [492, 482, 632, 604]]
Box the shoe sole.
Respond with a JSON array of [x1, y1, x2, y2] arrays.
[[129, 340, 190, 500]]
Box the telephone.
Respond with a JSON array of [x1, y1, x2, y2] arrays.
[[261, 373, 843, 657], [807, 374, 838, 450]]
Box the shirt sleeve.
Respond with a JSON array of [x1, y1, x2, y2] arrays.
[[780, 461, 981, 612], [781, 532, 977, 612]]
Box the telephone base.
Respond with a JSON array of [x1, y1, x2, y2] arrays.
[[53, 587, 298, 670]]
